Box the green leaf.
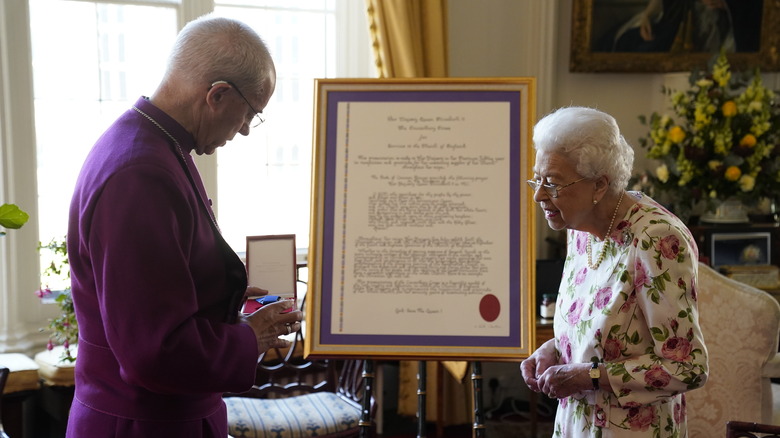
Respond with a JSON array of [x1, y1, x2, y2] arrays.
[[0, 203, 29, 230]]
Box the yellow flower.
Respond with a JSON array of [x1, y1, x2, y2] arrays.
[[712, 53, 731, 87], [721, 100, 737, 117], [740, 134, 757, 148], [724, 166, 742, 181], [708, 160, 722, 171], [668, 126, 686, 143], [694, 106, 710, 128], [739, 174, 755, 192], [656, 164, 669, 183]]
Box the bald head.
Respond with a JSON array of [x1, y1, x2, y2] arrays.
[[151, 15, 276, 155], [162, 15, 275, 98]]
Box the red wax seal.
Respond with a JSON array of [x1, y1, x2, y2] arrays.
[[479, 294, 500, 322]]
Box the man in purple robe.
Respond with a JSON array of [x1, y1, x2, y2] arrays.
[[66, 15, 301, 437]]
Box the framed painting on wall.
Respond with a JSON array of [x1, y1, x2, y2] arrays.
[[570, 0, 780, 73]]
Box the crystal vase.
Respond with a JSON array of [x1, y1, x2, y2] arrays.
[[700, 197, 750, 224]]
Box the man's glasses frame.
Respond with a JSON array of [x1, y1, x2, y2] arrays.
[[210, 80, 265, 128], [526, 177, 587, 198]]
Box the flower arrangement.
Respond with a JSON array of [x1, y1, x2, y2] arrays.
[[638, 50, 780, 219], [35, 238, 77, 362]]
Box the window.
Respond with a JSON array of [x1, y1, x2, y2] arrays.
[[213, 1, 374, 252], [30, 0, 177, 246], [29, 0, 373, 261]]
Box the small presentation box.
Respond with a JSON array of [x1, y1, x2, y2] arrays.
[[242, 234, 297, 314]]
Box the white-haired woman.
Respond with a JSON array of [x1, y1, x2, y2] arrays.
[[520, 107, 708, 437]]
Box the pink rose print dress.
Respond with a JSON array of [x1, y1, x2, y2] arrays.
[[552, 192, 708, 437]]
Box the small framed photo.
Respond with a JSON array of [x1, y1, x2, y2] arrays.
[[245, 235, 297, 310], [711, 231, 771, 268]]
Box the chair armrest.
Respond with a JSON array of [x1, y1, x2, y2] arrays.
[[761, 353, 780, 378]]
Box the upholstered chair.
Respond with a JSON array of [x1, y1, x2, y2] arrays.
[[686, 262, 780, 437]]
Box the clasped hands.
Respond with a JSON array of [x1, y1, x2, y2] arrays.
[[239, 286, 303, 354], [520, 342, 592, 399]]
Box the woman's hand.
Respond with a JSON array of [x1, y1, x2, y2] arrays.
[[639, 14, 654, 41], [536, 363, 593, 399], [240, 297, 303, 354], [638, 0, 662, 41], [520, 339, 557, 393]]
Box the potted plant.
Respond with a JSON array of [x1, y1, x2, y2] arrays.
[[35, 238, 77, 362]]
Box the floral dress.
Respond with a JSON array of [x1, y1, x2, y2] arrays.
[[552, 192, 708, 437]]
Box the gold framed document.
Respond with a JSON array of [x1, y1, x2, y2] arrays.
[[306, 78, 537, 360]]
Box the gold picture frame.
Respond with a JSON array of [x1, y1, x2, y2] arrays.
[[305, 78, 537, 360], [570, 0, 780, 73]]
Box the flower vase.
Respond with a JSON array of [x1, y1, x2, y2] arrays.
[[700, 197, 750, 224]]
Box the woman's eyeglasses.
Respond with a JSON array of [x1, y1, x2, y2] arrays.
[[526, 177, 587, 198]]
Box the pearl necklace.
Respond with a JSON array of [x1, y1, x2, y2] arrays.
[[131, 106, 219, 231], [586, 190, 625, 270]]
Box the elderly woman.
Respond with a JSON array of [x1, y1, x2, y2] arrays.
[[520, 107, 708, 437]]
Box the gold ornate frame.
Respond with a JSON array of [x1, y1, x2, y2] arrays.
[[305, 78, 537, 360], [570, 0, 780, 73]]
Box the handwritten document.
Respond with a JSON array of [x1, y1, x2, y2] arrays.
[[330, 101, 511, 336]]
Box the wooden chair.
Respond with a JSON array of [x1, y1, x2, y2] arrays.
[[1, 367, 10, 438], [223, 308, 375, 438], [726, 421, 780, 438]]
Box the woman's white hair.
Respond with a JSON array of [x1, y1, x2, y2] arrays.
[[164, 15, 274, 97], [532, 106, 634, 195]]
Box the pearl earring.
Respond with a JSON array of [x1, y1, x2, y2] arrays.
[[593, 199, 598, 205]]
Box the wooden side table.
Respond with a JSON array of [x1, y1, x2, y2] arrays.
[[34, 347, 76, 437]]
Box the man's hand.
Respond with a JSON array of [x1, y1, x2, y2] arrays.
[[241, 298, 303, 354]]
